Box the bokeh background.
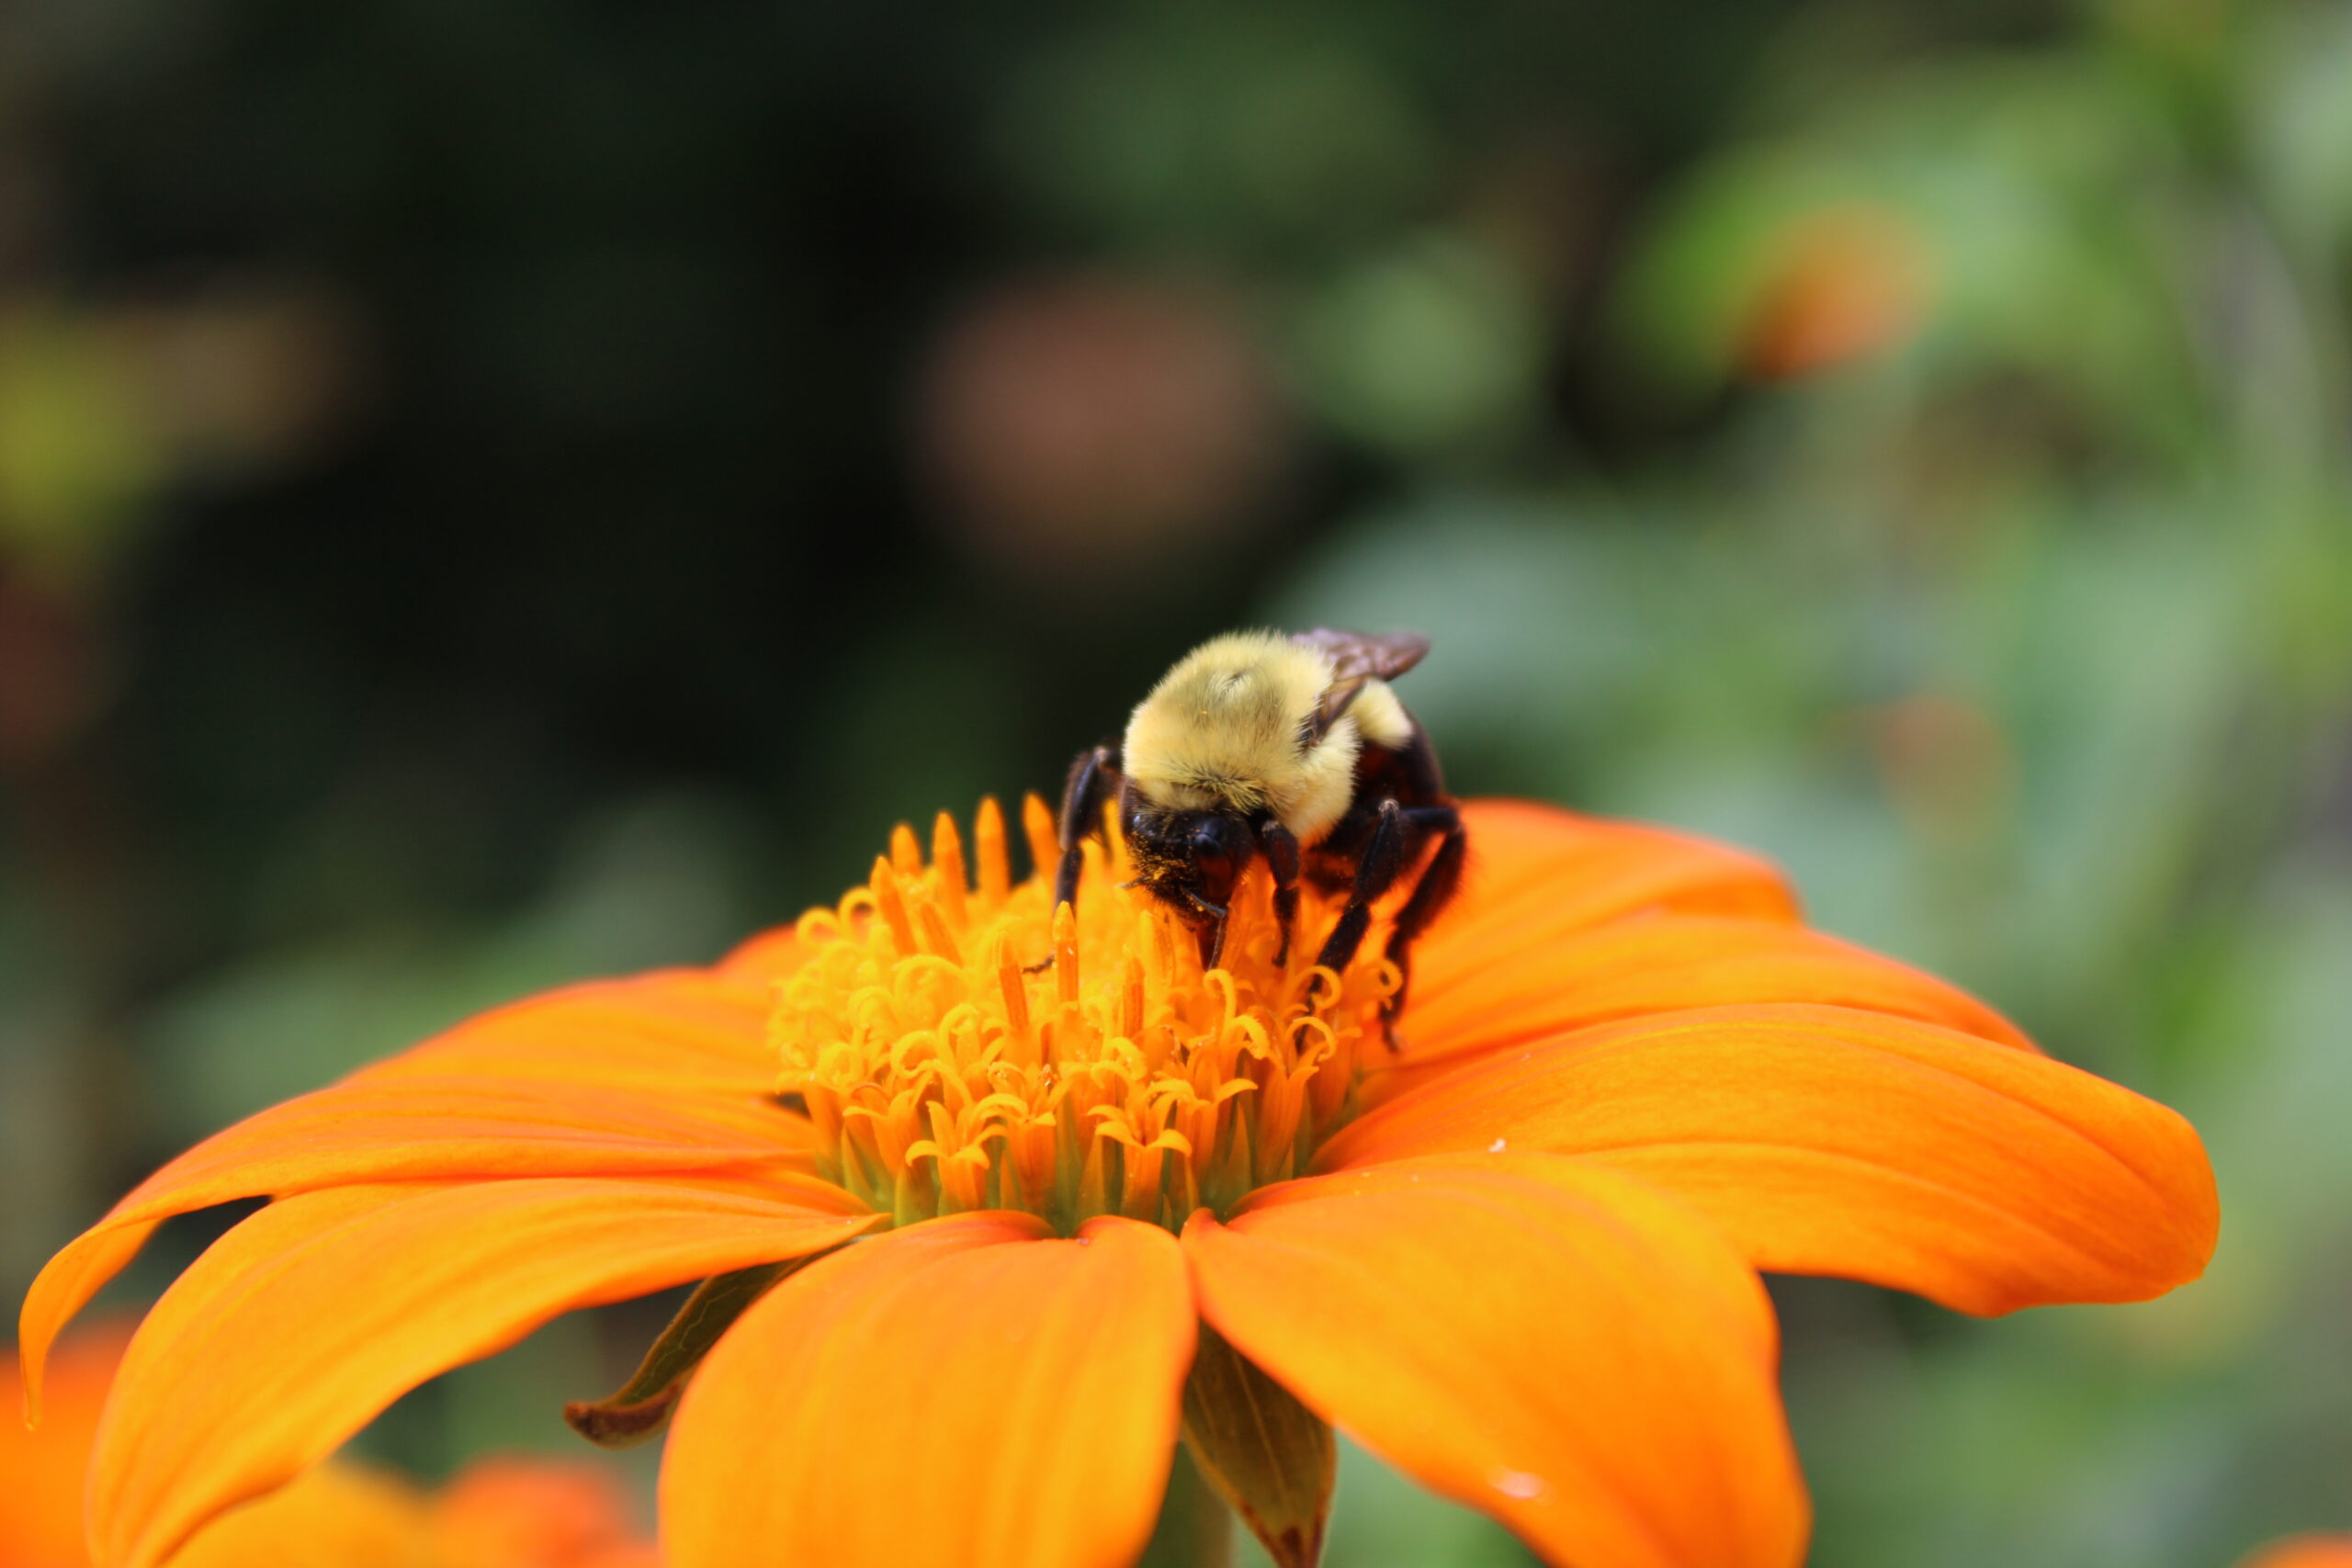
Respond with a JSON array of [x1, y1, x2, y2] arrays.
[[3, 0, 2350, 1562]]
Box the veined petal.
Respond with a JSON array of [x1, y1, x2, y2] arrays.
[[15, 1224, 155, 1427], [662, 1213, 1196, 1568], [19, 1073, 822, 1417], [1389, 914, 2029, 1089], [88, 1176, 877, 1568], [18, 965, 820, 1414], [1184, 1155, 1806, 1568], [1323, 1003, 2218, 1315]]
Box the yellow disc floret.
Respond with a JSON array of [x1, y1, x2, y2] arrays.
[[771, 795, 1397, 1233]]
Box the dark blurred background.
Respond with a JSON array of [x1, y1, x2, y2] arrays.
[[4, 0, 2351, 1563]]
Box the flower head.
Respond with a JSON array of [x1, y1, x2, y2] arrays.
[[777, 797, 1393, 1229], [21, 796, 2218, 1568]]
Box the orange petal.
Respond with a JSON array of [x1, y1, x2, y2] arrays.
[[15, 1223, 155, 1427], [1390, 913, 2029, 1089], [1184, 1155, 1806, 1568], [169, 1461, 432, 1568], [662, 1213, 1196, 1568], [18, 1072, 821, 1419], [715, 926, 805, 988], [572, 1547, 663, 1568], [1439, 800, 1798, 948], [87, 1177, 877, 1568], [369, 972, 781, 1095], [17, 964, 822, 1414], [1, 1318, 137, 1568], [1323, 1003, 2218, 1315]]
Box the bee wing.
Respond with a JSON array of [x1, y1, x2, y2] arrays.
[[1291, 627, 1430, 743], [1291, 627, 1430, 683]]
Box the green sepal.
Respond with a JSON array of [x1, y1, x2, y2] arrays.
[[1179, 1324, 1335, 1568], [1137, 1443, 1236, 1568], [563, 1258, 799, 1448]]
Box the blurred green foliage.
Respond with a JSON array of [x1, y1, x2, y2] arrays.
[[3, 0, 2348, 1563]]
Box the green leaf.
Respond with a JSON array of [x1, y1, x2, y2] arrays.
[[1180, 1324, 1336, 1568]]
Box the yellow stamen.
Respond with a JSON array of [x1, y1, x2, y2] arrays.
[[869, 857, 919, 960], [889, 822, 923, 878], [931, 811, 968, 929], [975, 796, 1012, 907], [1117, 954, 1147, 1042], [1022, 794, 1058, 886], [1053, 901, 1081, 1009], [993, 933, 1034, 1061], [915, 897, 963, 966], [775, 799, 1399, 1233]]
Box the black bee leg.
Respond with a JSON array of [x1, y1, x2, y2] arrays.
[[1381, 805, 1466, 1022], [1183, 890, 1230, 971], [1259, 819, 1302, 967], [1052, 743, 1123, 916], [1028, 744, 1122, 973], [1313, 799, 1412, 978]]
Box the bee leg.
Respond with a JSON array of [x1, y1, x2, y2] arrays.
[[1029, 743, 1123, 972], [1182, 890, 1230, 971], [1054, 744, 1124, 914], [1381, 805, 1466, 1027], [1259, 819, 1302, 967], [1312, 798, 1412, 980]]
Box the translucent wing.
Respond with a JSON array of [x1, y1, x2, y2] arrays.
[[1290, 627, 1430, 743], [1291, 627, 1430, 684]]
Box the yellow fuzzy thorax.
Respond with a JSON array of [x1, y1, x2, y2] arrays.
[[1120, 629, 1409, 847], [769, 796, 1396, 1234]]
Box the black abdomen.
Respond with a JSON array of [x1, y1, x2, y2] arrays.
[[1303, 711, 1450, 891]]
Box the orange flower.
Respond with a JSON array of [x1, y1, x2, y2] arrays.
[[171, 1456, 660, 1568], [5, 1319, 136, 1568], [427, 1459, 659, 1568], [2238, 1540, 2352, 1568], [6, 1322, 654, 1568], [1739, 204, 1932, 380], [20, 796, 2217, 1568]]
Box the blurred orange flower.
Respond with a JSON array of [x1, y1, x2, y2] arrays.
[[427, 1460, 657, 1568], [167, 1467, 446, 1568], [918, 275, 1285, 592], [20, 796, 2216, 1568], [1740, 204, 1931, 381], [2239, 1539, 2352, 1568], [5, 1322, 654, 1568], [4, 1320, 134, 1568]]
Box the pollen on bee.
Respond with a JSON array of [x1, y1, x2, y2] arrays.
[[772, 795, 1400, 1232]]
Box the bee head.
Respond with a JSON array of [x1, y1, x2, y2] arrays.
[[1122, 806, 1255, 927]]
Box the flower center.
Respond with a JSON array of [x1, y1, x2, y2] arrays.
[[770, 795, 1396, 1233]]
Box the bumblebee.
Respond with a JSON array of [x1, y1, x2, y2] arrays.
[[1053, 627, 1465, 1020]]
